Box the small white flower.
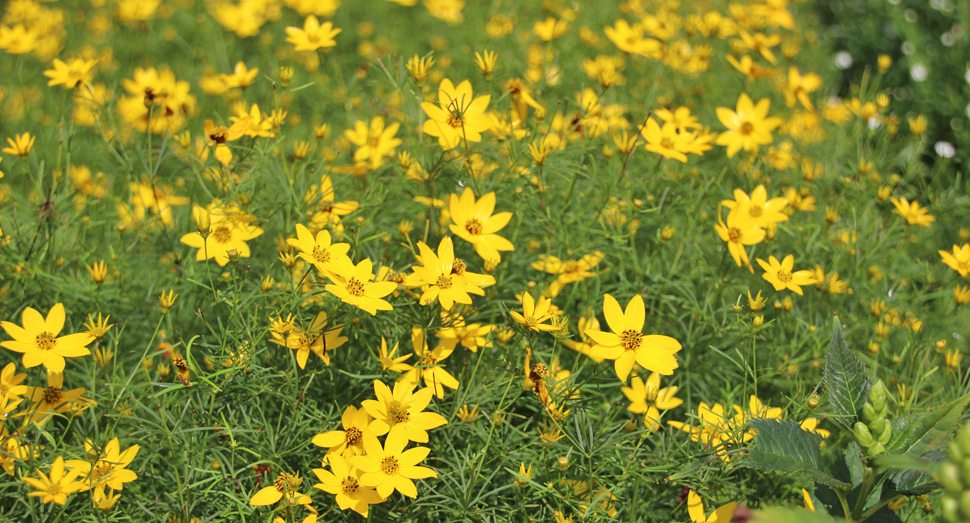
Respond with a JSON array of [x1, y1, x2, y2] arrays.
[[910, 64, 928, 82], [835, 51, 853, 70], [935, 141, 956, 158]]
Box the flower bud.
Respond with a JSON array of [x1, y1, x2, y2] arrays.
[[195, 207, 211, 238], [807, 396, 819, 410], [870, 380, 888, 403], [752, 315, 764, 328], [943, 496, 960, 522], [862, 403, 877, 423], [867, 443, 886, 456], [557, 456, 569, 471], [869, 418, 887, 436], [853, 422, 874, 448], [227, 249, 240, 262]]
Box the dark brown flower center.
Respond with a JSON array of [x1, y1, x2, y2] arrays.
[[777, 270, 792, 283], [465, 219, 483, 235], [346, 277, 365, 297], [312, 245, 331, 264], [36, 332, 56, 351], [341, 476, 359, 495], [388, 399, 410, 424], [380, 456, 400, 475], [619, 329, 642, 351], [451, 259, 466, 275], [346, 426, 363, 445], [213, 226, 232, 243], [43, 386, 62, 404], [728, 227, 742, 242], [436, 274, 453, 289]]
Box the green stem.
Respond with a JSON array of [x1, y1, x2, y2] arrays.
[[852, 466, 877, 521]]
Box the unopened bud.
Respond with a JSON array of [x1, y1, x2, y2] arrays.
[[854, 422, 874, 448], [195, 207, 211, 237], [867, 443, 886, 456], [226, 249, 240, 262], [869, 418, 887, 436], [752, 315, 764, 328], [557, 456, 569, 471], [862, 403, 877, 423], [807, 396, 819, 410]]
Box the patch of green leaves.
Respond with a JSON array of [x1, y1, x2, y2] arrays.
[[743, 418, 851, 489], [822, 318, 871, 429]]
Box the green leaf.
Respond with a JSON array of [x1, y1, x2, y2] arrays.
[[743, 418, 851, 489], [822, 318, 871, 429], [753, 507, 837, 523], [887, 391, 970, 456], [880, 450, 945, 496], [875, 453, 941, 475], [844, 442, 865, 487]]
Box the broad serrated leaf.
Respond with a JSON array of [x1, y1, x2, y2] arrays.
[[753, 507, 836, 523], [743, 418, 851, 488], [822, 319, 870, 429], [881, 451, 945, 496], [887, 392, 970, 457], [844, 442, 864, 487]]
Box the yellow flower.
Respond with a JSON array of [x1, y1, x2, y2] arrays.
[[22, 370, 91, 426], [43, 58, 98, 89], [249, 472, 313, 506], [362, 379, 447, 443], [474, 50, 497, 79], [890, 197, 935, 227], [448, 188, 514, 263], [87, 260, 108, 284], [533, 17, 568, 41], [456, 404, 481, 423], [409, 236, 491, 309], [286, 223, 354, 276], [180, 204, 264, 266], [715, 94, 782, 158], [326, 259, 397, 315], [727, 55, 780, 81], [909, 115, 927, 136], [733, 30, 781, 64], [377, 336, 412, 373], [344, 116, 401, 171], [585, 294, 681, 382], [516, 462, 533, 485], [285, 15, 340, 51], [721, 185, 789, 229], [687, 489, 737, 523], [955, 285, 970, 305], [604, 20, 661, 57], [1, 303, 93, 372], [355, 431, 437, 499], [435, 316, 494, 353], [269, 312, 348, 369], [621, 372, 682, 432], [220, 61, 258, 89], [23, 456, 86, 505], [946, 349, 963, 371], [159, 290, 177, 312], [420, 78, 492, 151], [757, 255, 817, 295], [782, 67, 822, 110], [510, 292, 559, 332], [312, 454, 384, 517], [714, 210, 765, 271], [939, 244, 970, 277], [312, 405, 374, 460], [640, 117, 692, 162], [3, 132, 35, 157], [405, 54, 435, 84], [400, 327, 460, 399], [91, 485, 121, 512], [203, 118, 249, 166], [64, 438, 140, 491]]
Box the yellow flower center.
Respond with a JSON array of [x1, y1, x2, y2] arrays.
[[43, 386, 62, 404], [346, 277, 365, 297], [524, 316, 538, 330], [211, 226, 231, 244], [274, 473, 288, 492], [451, 259, 466, 275], [531, 363, 548, 378], [619, 329, 643, 351], [388, 399, 410, 424], [93, 461, 114, 481], [0, 384, 7, 396], [346, 426, 363, 445], [312, 245, 331, 264], [777, 270, 792, 283], [727, 227, 742, 243], [465, 218, 484, 235], [740, 121, 755, 135], [36, 332, 56, 351], [660, 136, 675, 149], [380, 456, 400, 475], [959, 260, 970, 271], [749, 205, 764, 218], [446, 113, 464, 128], [379, 355, 395, 369], [46, 482, 61, 496], [436, 274, 453, 289], [340, 476, 359, 495], [421, 353, 438, 366]]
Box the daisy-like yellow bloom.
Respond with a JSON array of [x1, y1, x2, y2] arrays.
[[604, 20, 661, 57], [249, 471, 313, 506], [890, 197, 935, 227], [23, 456, 86, 506], [532, 252, 604, 296], [533, 17, 568, 41], [0, 362, 27, 415], [510, 292, 559, 332], [285, 15, 340, 51], [203, 117, 250, 166], [734, 30, 781, 64], [782, 67, 823, 110], [726, 55, 780, 81], [585, 294, 681, 382], [180, 204, 264, 266], [355, 431, 437, 499], [312, 405, 374, 460], [400, 327, 460, 399], [286, 224, 354, 276], [21, 371, 89, 426], [421, 78, 492, 151], [1, 303, 93, 372], [344, 116, 401, 171], [757, 255, 817, 295], [473, 50, 497, 79], [955, 285, 970, 306], [313, 454, 384, 517], [410, 237, 489, 309], [270, 312, 348, 369], [220, 61, 258, 89], [44, 58, 98, 89], [3, 132, 35, 157], [92, 485, 121, 512], [448, 188, 514, 263], [721, 185, 789, 229], [621, 372, 682, 432], [87, 260, 108, 284], [307, 174, 360, 231], [435, 316, 494, 353], [377, 336, 412, 372], [687, 489, 737, 523], [714, 211, 765, 271], [362, 380, 447, 443], [941, 244, 970, 277], [715, 94, 783, 158], [64, 438, 139, 491], [668, 402, 735, 460], [640, 117, 692, 163], [561, 314, 604, 362], [326, 259, 397, 315], [516, 462, 533, 485]]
